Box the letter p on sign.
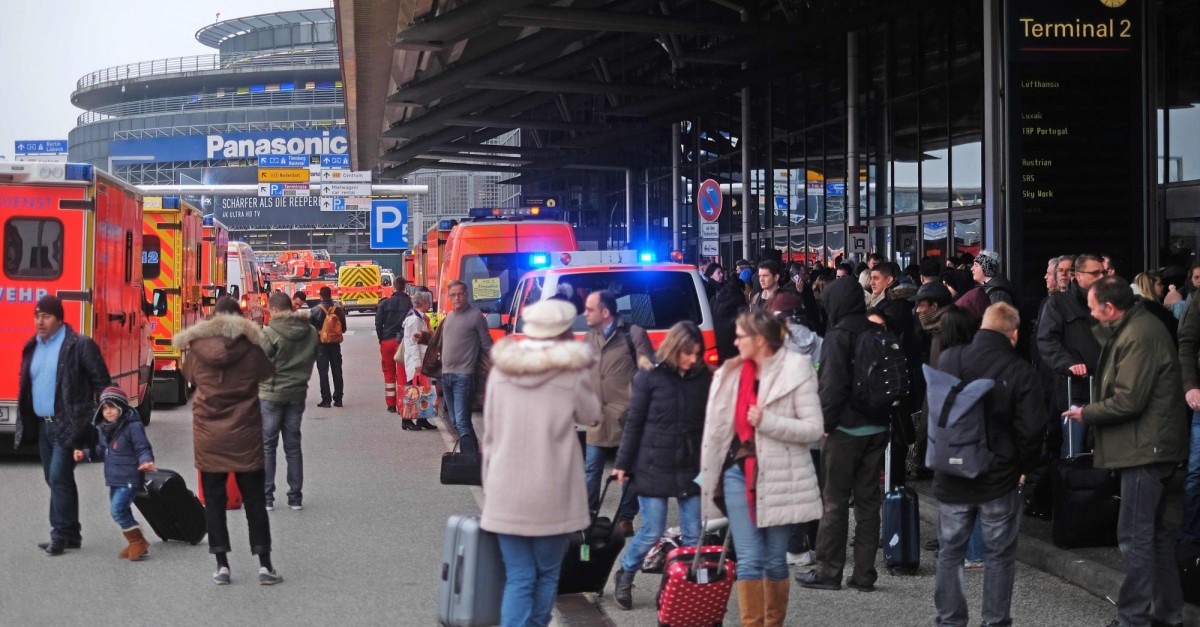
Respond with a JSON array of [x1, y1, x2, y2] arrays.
[[371, 199, 409, 249]]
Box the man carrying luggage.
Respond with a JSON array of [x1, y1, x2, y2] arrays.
[[17, 295, 112, 555], [310, 286, 347, 408], [930, 303, 1044, 626], [1064, 277, 1186, 627]]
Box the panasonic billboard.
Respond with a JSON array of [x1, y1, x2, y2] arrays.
[[110, 129, 348, 163]]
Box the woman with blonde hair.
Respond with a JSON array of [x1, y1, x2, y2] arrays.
[[699, 309, 824, 626], [609, 321, 712, 610]]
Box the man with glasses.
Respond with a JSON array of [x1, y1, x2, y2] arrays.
[[1037, 254, 1104, 460]]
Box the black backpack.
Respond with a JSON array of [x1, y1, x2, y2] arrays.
[[851, 323, 911, 414]]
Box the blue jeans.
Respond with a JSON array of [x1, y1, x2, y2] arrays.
[[583, 445, 639, 522], [1179, 411, 1200, 542], [495, 533, 571, 627], [1116, 463, 1183, 627], [723, 464, 793, 580], [262, 399, 304, 506], [935, 488, 1022, 627], [110, 485, 138, 530], [442, 373, 476, 442], [619, 495, 701, 572], [966, 518, 984, 562], [39, 421, 81, 542]]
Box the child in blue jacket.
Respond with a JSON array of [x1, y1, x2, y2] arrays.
[[74, 387, 156, 560]]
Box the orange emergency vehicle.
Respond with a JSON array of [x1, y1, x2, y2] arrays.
[[0, 162, 153, 439], [435, 207, 577, 338], [277, 249, 336, 280], [143, 197, 204, 405], [227, 241, 270, 324], [201, 215, 229, 317]]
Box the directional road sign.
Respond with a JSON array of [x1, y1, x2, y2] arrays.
[[257, 155, 310, 168], [259, 183, 310, 197], [848, 226, 868, 254], [371, 199, 409, 249], [15, 140, 68, 155], [319, 170, 371, 183], [321, 183, 372, 197], [320, 154, 350, 169], [258, 168, 310, 183], [320, 196, 373, 211], [697, 179, 722, 222]]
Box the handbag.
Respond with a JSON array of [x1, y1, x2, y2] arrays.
[[440, 435, 481, 486], [394, 340, 405, 364], [416, 377, 438, 420], [422, 323, 445, 379]]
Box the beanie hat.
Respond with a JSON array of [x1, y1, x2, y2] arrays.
[[35, 294, 64, 320], [739, 267, 753, 283], [919, 258, 942, 279], [975, 250, 1001, 279], [915, 281, 953, 306], [99, 387, 129, 408]]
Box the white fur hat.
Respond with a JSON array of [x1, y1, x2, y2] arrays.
[[522, 299, 578, 339]]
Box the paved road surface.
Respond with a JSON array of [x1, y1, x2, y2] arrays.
[[0, 314, 1127, 626]]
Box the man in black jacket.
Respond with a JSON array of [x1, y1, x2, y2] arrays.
[[933, 302, 1045, 627], [17, 295, 112, 555], [310, 285, 349, 408], [797, 277, 888, 593], [1036, 253, 1104, 458], [374, 282, 412, 412]]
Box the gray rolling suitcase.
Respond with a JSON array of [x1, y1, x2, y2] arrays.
[[438, 515, 506, 627]]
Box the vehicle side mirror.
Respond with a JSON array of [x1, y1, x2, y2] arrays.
[[229, 285, 241, 300], [215, 286, 226, 299], [485, 313, 502, 329], [263, 280, 272, 292], [150, 289, 168, 317]]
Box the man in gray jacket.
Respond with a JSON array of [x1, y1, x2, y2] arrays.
[[1065, 277, 1186, 627], [259, 292, 318, 511], [583, 290, 653, 536]]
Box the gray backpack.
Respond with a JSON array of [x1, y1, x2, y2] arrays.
[[923, 362, 995, 479]]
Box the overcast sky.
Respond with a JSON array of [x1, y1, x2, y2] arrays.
[[0, 1, 326, 161]]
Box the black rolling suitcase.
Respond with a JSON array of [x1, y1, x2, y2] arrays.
[[1051, 377, 1120, 549], [882, 435, 920, 575], [134, 468, 207, 545], [558, 476, 626, 595]]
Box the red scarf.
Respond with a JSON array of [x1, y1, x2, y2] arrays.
[[734, 360, 759, 524]]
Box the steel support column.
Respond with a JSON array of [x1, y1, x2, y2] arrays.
[[847, 31, 860, 231], [671, 122, 681, 251]]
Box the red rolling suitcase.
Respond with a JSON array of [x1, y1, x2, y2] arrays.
[[196, 471, 243, 510], [655, 532, 735, 627]]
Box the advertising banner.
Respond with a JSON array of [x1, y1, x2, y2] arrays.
[[111, 129, 348, 163]]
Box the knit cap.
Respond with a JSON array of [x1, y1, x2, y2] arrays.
[[98, 387, 129, 409], [975, 250, 1001, 278]]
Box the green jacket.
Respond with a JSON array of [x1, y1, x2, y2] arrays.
[[1081, 303, 1188, 469], [258, 310, 318, 403]]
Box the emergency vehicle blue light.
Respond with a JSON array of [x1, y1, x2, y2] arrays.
[[529, 253, 550, 268], [639, 252, 655, 263], [64, 164, 92, 181], [162, 197, 181, 209]]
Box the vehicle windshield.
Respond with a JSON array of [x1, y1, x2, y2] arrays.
[[459, 253, 541, 314], [516, 270, 703, 333]]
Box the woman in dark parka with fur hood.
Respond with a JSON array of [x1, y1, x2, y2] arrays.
[[173, 297, 280, 585]]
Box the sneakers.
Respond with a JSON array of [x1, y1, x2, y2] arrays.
[[212, 566, 231, 585], [265, 501, 274, 512], [258, 567, 283, 585], [787, 551, 814, 567], [845, 578, 876, 592], [964, 559, 985, 570], [288, 502, 303, 511]]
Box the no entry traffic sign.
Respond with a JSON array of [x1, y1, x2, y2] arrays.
[[697, 179, 722, 223]]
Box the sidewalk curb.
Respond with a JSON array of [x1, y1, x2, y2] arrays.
[[912, 489, 1200, 624]]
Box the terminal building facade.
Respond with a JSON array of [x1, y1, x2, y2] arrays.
[[67, 8, 514, 256], [337, 0, 1200, 297]]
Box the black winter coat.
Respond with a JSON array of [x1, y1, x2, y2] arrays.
[[711, 278, 747, 362], [1036, 283, 1100, 407], [614, 362, 712, 499], [818, 277, 876, 433], [375, 292, 413, 342], [933, 330, 1046, 505], [16, 325, 111, 449]]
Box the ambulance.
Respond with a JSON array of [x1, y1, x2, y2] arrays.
[[0, 162, 154, 443], [435, 207, 577, 338], [200, 215, 229, 317], [227, 241, 270, 324], [337, 260, 383, 313], [143, 196, 204, 405]]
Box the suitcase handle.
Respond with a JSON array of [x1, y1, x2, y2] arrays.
[[453, 549, 464, 595], [1064, 375, 1094, 459], [691, 521, 732, 580]]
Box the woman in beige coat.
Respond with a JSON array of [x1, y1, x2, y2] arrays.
[[699, 309, 824, 627], [481, 299, 601, 627]]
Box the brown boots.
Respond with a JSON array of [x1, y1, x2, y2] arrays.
[[120, 527, 150, 561], [736, 578, 791, 627]]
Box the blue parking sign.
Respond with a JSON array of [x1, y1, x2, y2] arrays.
[[371, 199, 409, 249]]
